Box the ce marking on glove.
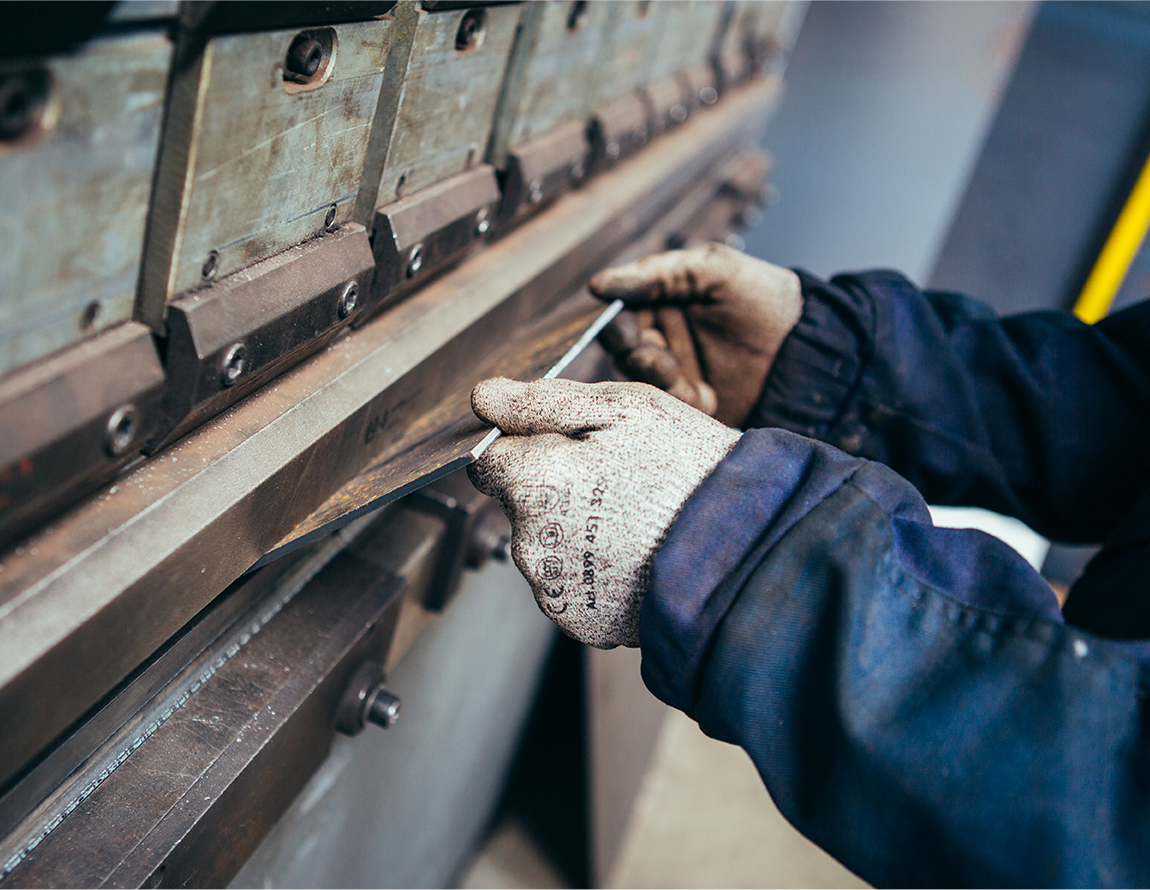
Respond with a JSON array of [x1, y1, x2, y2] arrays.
[[540, 586, 567, 616]]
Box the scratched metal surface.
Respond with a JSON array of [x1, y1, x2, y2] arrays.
[[0, 33, 171, 379], [490, 1, 612, 164], [589, 0, 669, 108], [377, 5, 520, 201], [162, 19, 393, 302], [648, 0, 729, 83]]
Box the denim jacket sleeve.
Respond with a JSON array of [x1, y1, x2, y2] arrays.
[[747, 270, 1150, 544], [639, 429, 1150, 888]]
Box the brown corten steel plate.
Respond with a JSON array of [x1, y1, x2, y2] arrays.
[[0, 78, 780, 793]]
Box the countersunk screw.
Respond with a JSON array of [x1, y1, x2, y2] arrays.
[[475, 208, 490, 237], [202, 250, 219, 281], [528, 179, 543, 204], [221, 343, 246, 387], [285, 36, 324, 83], [104, 404, 139, 457], [406, 243, 423, 278], [338, 280, 358, 318], [324, 203, 338, 230]]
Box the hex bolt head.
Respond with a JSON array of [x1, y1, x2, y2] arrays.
[[221, 343, 246, 387], [104, 404, 139, 457], [202, 250, 219, 281], [338, 281, 358, 318], [336, 661, 401, 735], [285, 36, 324, 82], [406, 243, 424, 278], [324, 203, 338, 230], [474, 208, 490, 237]]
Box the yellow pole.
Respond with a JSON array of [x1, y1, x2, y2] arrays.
[[1074, 148, 1150, 324]]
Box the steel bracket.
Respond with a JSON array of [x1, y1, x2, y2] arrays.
[[0, 322, 164, 548], [151, 224, 375, 452], [499, 120, 591, 226], [369, 165, 501, 311], [588, 91, 650, 171]]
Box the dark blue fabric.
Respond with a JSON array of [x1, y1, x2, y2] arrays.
[[639, 272, 1150, 886]]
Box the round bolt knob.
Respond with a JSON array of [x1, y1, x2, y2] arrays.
[[475, 208, 490, 237], [104, 404, 139, 457], [338, 281, 358, 318], [406, 243, 424, 278], [365, 687, 401, 729], [285, 37, 324, 82], [221, 343, 246, 387]]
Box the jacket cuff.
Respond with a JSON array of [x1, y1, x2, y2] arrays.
[[638, 427, 865, 715], [747, 269, 877, 438]]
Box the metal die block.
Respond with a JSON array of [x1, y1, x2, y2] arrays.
[[680, 62, 722, 112], [499, 120, 591, 224], [487, 0, 612, 169], [151, 225, 375, 452], [376, 4, 520, 202], [138, 18, 393, 325], [643, 75, 691, 137], [588, 91, 651, 171], [370, 165, 501, 307], [0, 322, 164, 549], [0, 32, 171, 380]]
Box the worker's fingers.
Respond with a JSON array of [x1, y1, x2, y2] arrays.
[[467, 433, 562, 508], [471, 377, 652, 436], [598, 310, 642, 355], [588, 243, 737, 305], [622, 343, 683, 389], [655, 307, 704, 387]]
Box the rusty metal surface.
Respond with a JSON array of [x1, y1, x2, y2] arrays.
[[486, 0, 611, 169], [376, 4, 520, 202], [0, 322, 165, 549], [136, 18, 393, 326], [0, 76, 779, 809], [0, 32, 171, 377], [500, 120, 590, 223]]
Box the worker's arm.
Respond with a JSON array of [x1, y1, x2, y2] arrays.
[[642, 426, 1150, 888], [593, 250, 1150, 543]]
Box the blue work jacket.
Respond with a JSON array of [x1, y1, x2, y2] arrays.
[[639, 269, 1150, 887]]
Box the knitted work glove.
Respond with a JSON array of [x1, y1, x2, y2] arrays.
[[589, 243, 802, 428], [468, 377, 740, 649]]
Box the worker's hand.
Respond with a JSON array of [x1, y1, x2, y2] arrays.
[[589, 243, 802, 428], [468, 377, 740, 649]]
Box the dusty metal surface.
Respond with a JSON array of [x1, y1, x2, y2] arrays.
[[0, 32, 171, 377], [499, 120, 590, 223], [0, 322, 165, 549], [136, 17, 393, 325], [0, 79, 780, 796], [588, 0, 667, 109], [376, 4, 520, 201]]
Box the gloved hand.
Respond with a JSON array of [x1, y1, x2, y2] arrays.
[[468, 377, 740, 648], [589, 243, 803, 428]]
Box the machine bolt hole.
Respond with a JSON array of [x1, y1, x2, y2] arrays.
[[455, 9, 486, 53]]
